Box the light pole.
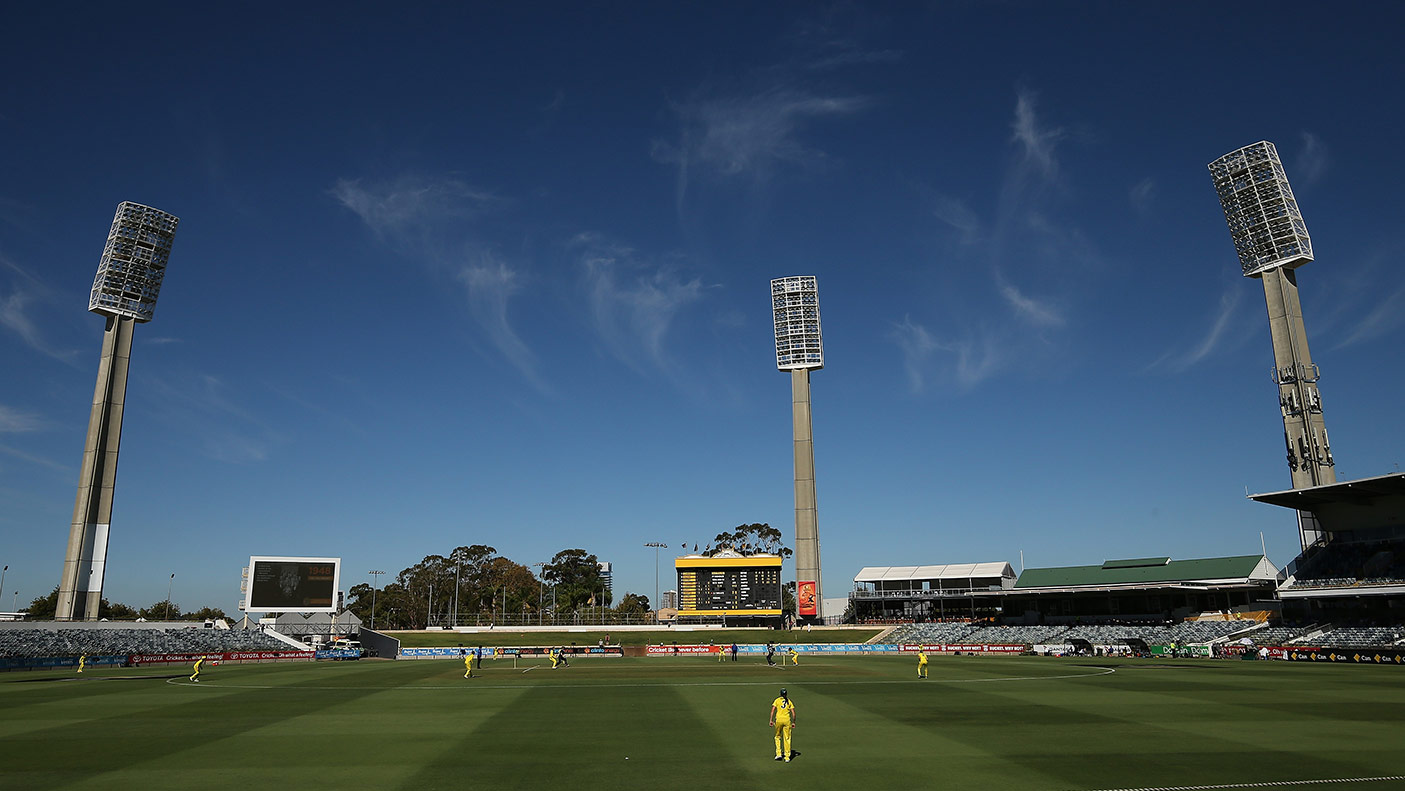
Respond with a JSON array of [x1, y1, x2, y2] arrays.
[[368, 570, 385, 630], [453, 558, 462, 628], [772, 275, 825, 624], [0, 567, 7, 611], [644, 542, 666, 623], [532, 563, 546, 626], [165, 573, 175, 620]]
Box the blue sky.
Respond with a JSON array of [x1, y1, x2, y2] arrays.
[[2, 3, 1403, 614]]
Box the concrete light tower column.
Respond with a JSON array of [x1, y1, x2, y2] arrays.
[[772, 276, 824, 622], [57, 203, 179, 621], [1209, 142, 1335, 549]]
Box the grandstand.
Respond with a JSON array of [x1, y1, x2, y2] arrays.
[[1005, 555, 1280, 622], [854, 555, 1278, 625], [851, 562, 1015, 622], [1252, 472, 1405, 625], [885, 620, 1257, 651], [0, 621, 300, 665]]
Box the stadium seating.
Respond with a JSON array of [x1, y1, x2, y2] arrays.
[[885, 620, 1253, 647], [961, 625, 1071, 645], [1311, 626, 1404, 648], [1243, 625, 1313, 645], [1290, 538, 1405, 588], [885, 623, 978, 644], [0, 627, 291, 659]]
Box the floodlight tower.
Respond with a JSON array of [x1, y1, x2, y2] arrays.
[[56, 202, 179, 621], [1209, 141, 1334, 550], [772, 276, 824, 622]]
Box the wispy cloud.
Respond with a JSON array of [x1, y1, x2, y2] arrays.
[[806, 47, 903, 71], [458, 254, 547, 391], [904, 88, 1088, 393], [0, 404, 43, 433], [1130, 178, 1156, 213], [1294, 132, 1328, 186], [654, 90, 869, 183], [331, 176, 500, 239], [333, 174, 546, 388], [1011, 89, 1065, 179], [0, 443, 68, 472], [997, 279, 1065, 328], [1334, 285, 1405, 349], [574, 234, 705, 375], [931, 194, 980, 245], [0, 254, 80, 363], [891, 316, 1004, 393], [991, 92, 1076, 330], [1148, 288, 1242, 372], [142, 372, 281, 464]]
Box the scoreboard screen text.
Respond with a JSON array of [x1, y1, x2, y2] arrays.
[[244, 556, 340, 612], [676, 557, 782, 615]]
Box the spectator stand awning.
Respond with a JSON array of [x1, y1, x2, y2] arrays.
[[853, 562, 1016, 591], [1249, 472, 1405, 534]]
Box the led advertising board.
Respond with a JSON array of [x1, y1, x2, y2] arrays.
[[242, 556, 340, 612]]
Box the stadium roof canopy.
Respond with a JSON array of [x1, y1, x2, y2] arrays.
[[1014, 555, 1277, 591], [854, 562, 1015, 584], [1249, 472, 1405, 533]]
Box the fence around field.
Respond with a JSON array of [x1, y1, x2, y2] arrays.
[[1267, 645, 1405, 665], [636, 643, 1025, 657], [399, 645, 625, 660]]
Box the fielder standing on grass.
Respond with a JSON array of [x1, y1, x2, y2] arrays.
[[769, 687, 797, 762], [189, 657, 204, 683], [917, 649, 929, 679], [77, 653, 86, 674]]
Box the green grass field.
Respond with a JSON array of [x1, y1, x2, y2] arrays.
[[3, 655, 1403, 790]]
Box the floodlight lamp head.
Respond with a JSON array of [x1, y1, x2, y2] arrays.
[[1208, 141, 1313, 278], [772, 275, 823, 371], [89, 202, 180, 321]]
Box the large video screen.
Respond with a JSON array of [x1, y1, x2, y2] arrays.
[[243, 556, 340, 612]]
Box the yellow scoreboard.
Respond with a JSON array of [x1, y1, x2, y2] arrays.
[[675, 555, 783, 616]]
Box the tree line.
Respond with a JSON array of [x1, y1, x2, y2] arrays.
[[345, 545, 623, 630], [21, 524, 793, 627], [348, 525, 795, 630], [25, 587, 227, 622]]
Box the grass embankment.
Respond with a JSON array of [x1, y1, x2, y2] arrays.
[[389, 628, 883, 647]]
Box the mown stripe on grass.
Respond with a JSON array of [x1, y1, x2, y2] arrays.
[[397, 681, 750, 789], [874, 665, 1393, 790], [0, 664, 399, 790]]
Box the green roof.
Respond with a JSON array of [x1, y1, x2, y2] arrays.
[[1014, 555, 1265, 589]]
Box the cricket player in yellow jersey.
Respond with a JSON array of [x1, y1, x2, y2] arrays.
[[769, 687, 796, 762], [77, 654, 87, 674], [718, 644, 726, 663], [463, 651, 474, 678], [189, 657, 204, 682], [789, 647, 799, 665], [917, 649, 929, 678]]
